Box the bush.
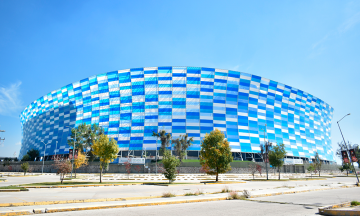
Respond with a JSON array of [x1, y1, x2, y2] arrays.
[[162, 191, 176, 197], [21, 154, 31, 161], [228, 191, 246, 200], [20, 162, 29, 176], [221, 186, 231, 193], [351, 201, 360, 206], [184, 189, 203, 196]]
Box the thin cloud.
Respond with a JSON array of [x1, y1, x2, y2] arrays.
[[0, 81, 23, 117], [231, 65, 240, 71], [15, 141, 21, 146], [339, 11, 360, 32]]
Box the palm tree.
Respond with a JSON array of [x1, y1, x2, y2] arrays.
[[152, 130, 171, 154], [173, 134, 193, 162]]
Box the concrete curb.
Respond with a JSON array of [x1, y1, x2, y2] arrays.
[[0, 197, 228, 216], [318, 202, 360, 215], [0, 189, 20, 192], [20, 183, 142, 189]]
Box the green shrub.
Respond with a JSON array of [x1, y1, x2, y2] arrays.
[[351, 201, 360, 206]]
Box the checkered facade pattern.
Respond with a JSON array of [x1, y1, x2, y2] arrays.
[[19, 67, 335, 162]]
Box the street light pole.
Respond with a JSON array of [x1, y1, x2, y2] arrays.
[[40, 141, 47, 174], [55, 141, 57, 157], [261, 124, 270, 180], [337, 113, 359, 183]]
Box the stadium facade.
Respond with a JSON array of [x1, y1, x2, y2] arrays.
[[19, 67, 335, 162]]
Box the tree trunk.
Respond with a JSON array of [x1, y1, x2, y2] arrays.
[[347, 170, 348, 176], [100, 166, 102, 183], [319, 170, 320, 177], [75, 169, 77, 178], [216, 173, 218, 182], [278, 167, 280, 180], [61, 174, 63, 184]]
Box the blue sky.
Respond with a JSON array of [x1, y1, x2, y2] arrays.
[[0, 0, 359, 163]]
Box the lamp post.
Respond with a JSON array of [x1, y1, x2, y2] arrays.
[[65, 126, 76, 178], [40, 141, 47, 174], [337, 113, 359, 183]]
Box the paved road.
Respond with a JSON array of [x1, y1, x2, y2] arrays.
[[0, 177, 357, 204], [29, 184, 360, 216], [0, 175, 59, 187], [251, 187, 360, 206], [43, 199, 319, 216]]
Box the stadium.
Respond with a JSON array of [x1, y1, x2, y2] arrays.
[[19, 67, 335, 163]]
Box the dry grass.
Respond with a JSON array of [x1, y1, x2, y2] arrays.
[[228, 191, 246, 200], [162, 191, 176, 197], [221, 186, 231, 193]]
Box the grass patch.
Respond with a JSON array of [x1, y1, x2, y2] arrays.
[[228, 191, 246, 200], [184, 189, 204, 196], [221, 186, 231, 193], [351, 201, 360, 206], [0, 186, 28, 191], [162, 191, 176, 197], [289, 178, 327, 181], [245, 179, 289, 181]]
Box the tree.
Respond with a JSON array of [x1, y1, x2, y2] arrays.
[[20, 162, 29, 176], [307, 165, 315, 178], [313, 152, 322, 177], [200, 163, 210, 175], [199, 129, 233, 182], [27, 149, 40, 161], [67, 123, 105, 161], [53, 158, 72, 184], [21, 154, 31, 161], [152, 130, 171, 154], [135, 165, 141, 173], [269, 143, 286, 180], [249, 164, 258, 180], [339, 163, 354, 176], [83, 124, 105, 161], [173, 134, 194, 162], [73, 152, 88, 178], [256, 164, 263, 177], [162, 150, 181, 183], [92, 134, 119, 183], [124, 158, 131, 179]]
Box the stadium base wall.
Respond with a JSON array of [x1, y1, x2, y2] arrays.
[[0, 162, 344, 174]]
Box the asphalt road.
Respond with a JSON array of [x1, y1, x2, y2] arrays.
[[43, 199, 319, 216], [0, 176, 357, 204], [251, 187, 360, 206], [0, 175, 60, 187]]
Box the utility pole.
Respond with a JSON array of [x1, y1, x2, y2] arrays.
[[0, 129, 5, 145], [40, 141, 47, 174], [337, 113, 359, 184]]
